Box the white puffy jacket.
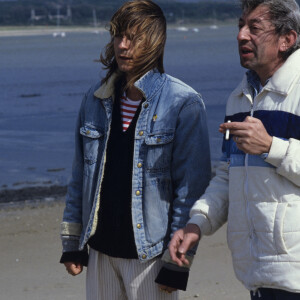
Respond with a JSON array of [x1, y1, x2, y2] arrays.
[[189, 49, 300, 293]]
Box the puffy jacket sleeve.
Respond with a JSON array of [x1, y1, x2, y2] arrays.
[[265, 137, 300, 187], [188, 160, 229, 236]]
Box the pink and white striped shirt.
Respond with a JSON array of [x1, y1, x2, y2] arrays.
[[120, 94, 141, 131]]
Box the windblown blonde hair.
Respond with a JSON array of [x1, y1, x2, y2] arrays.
[[100, 0, 166, 88]]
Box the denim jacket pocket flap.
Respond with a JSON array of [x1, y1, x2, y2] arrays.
[[145, 132, 174, 146], [80, 126, 103, 139]]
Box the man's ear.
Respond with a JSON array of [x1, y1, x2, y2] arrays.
[[279, 30, 297, 52]]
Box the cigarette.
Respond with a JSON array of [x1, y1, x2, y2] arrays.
[[225, 120, 231, 140]]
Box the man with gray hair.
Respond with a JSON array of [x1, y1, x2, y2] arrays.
[[169, 0, 300, 299]]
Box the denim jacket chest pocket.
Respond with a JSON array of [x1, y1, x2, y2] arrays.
[[80, 124, 105, 166], [144, 131, 175, 173]]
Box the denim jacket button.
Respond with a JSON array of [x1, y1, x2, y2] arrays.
[[137, 162, 142, 168], [137, 223, 141, 229], [156, 138, 161, 143], [135, 190, 141, 196], [142, 254, 147, 259], [139, 131, 144, 136], [143, 103, 149, 108]]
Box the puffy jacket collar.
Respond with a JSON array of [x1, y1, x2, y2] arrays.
[[233, 49, 300, 97], [93, 69, 165, 101]]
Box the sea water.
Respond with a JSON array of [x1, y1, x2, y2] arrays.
[[0, 25, 244, 190]]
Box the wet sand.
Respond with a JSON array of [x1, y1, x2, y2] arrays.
[[0, 198, 248, 300]]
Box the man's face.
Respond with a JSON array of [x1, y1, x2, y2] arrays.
[[114, 28, 140, 78], [237, 5, 284, 81]]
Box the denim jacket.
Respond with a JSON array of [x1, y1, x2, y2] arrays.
[[61, 69, 211, 263]]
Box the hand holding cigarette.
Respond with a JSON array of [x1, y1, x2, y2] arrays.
[[219, 116, 273, 155]]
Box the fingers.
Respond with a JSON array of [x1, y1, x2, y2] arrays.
[[219, 122, 241, 135], [220, 117, 261, 131], [177, 224, 200, 264], [169, 230, 185, 266], [64, 262, 83, 276], [159, 285, 177, 294], [169, 225, 201, 267], [220, 122, 246, 132], [178, 238, 193, 257], [220, 119, 257, 141], [244, 116, 259, 123], [234, 135, 242, 144], [178, 253, 190, 266]]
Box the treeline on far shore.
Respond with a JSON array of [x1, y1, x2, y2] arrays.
[[0, 0, 242, 26]]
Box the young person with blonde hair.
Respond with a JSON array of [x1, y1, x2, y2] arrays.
[[60, 1, 211, 299]]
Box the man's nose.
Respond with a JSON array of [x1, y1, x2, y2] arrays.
[[237, 26, 250, 42]]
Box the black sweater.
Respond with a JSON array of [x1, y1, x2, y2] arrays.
[[88, 96, 141, 258]]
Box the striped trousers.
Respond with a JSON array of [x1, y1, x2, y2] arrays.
[[86, 248, 178, 300]]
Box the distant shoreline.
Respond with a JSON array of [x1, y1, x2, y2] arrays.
[[0, 26, 107, 37], [0, 22, 236, 37]]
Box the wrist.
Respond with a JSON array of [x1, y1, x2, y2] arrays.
[[265, 135, 273, 153], [185, 223, 201, 238]]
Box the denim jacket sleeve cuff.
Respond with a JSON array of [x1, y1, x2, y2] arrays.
[[61, 221, 82, 252], [61, 237, 81, 252], [61, 221, 82, 236]]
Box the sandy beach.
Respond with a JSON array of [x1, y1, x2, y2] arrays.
[[0, 198, 249, 300]]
